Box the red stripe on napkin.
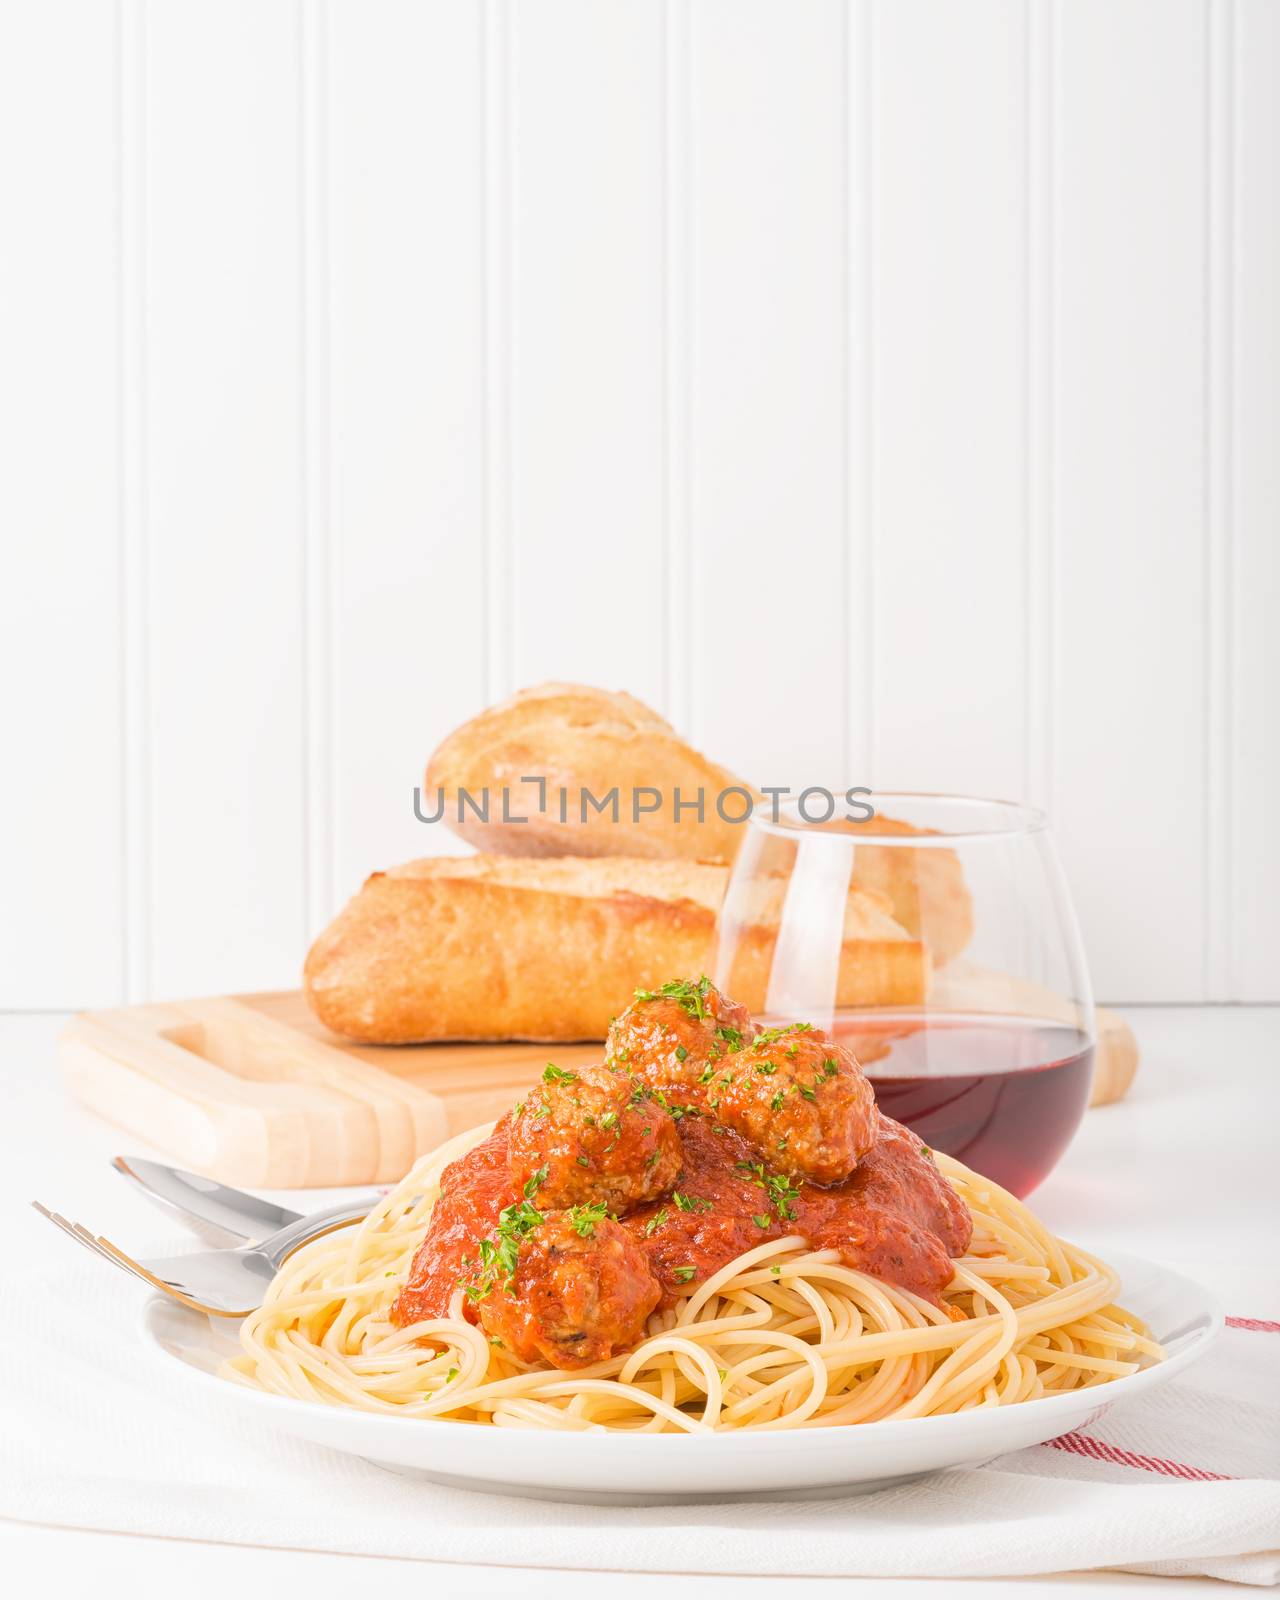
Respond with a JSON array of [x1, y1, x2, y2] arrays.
[[1045, 1431, 1233, 1482], [1036, 1313, 1275, 1481]]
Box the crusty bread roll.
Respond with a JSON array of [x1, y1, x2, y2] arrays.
[[848, 817, 974, 967], [427, 682, 974, 966], [425, 683, 750, 863], [305, 855, 930, 1044], [752, 817, 974, 968]]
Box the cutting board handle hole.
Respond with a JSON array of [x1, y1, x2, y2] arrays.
[[163, 1020, 287, 1081]]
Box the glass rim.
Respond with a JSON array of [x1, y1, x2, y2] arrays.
[[745, 790, 1049, 845]]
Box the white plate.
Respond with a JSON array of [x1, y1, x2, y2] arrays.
[[141, 1249, 1220, 1505]]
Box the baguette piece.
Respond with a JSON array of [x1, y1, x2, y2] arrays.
[[426, 682, 974, 965], [305, 855, 929, 1044], [426, 682, 751, 863], [848, 817, 974, 966], [754, 817, 975, 968]]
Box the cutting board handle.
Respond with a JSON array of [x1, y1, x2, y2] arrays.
[[59, 996, 448, 1188]]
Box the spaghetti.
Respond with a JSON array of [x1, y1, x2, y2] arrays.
[[225, 1123, 1163, 1432]]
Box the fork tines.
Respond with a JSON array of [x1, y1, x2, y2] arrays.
[[30, 1200, 154, 1287]]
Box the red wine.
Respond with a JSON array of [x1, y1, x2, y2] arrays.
[[826, 1010, 1093, 1198]]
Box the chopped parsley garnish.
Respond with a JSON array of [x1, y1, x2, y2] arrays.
[[699, 1063, 716, 1084], [716, 1024, 744, 1051], [446, 1366, 458, 1382], [822, 1058, 840, 1077], [765, 1173, 801, 1221], [576, 1154, 591, 1167], [752, 1214, 770, 1229], [755, 1061, 777, 1076], [674, 1044, 688, 1062], [522, 1164, 548, 1198], [732, 1159, 800, 1222], [543, 1062, 577, 1083], [598, 1110, 618, 1130], [769, 1264, 781, 1278], [565, 1202, 608, 1238], [920, 1143, 933, 1160], [769, 1090, 785, 1111], [464, 1197, 543, 1302], [633, 975, 713, 1020], [797, 1083, 817, 1102], [672, 1265, 697, 1283], [672, 1191, 713, 1213], [644, 1207, 670, 1236], [752, 1021, 813, 1049]]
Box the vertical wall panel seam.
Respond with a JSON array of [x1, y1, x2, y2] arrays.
[[299, 0, 333, 935], [118, 0, 150, 1002], [845, 0, 874, 785], [1206, 0, 1235, 998], [865, 0, 876, 785], [1036, 0, 1056, 819], [1025, 0, 1054, 816], [482, 0, 512, 701], [840, 0, 852, 779], [504, 1, 517, 693], [1022, 0, 1034, 806], [662, 0, 692, 735], [1046, 0, 1059, 827], [1229, 0, 1246, 999]]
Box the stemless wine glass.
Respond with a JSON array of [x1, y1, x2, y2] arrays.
[[712, 794, 1095, 1197]]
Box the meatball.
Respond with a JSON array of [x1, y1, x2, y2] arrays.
[[705, 1023, 876, 1185], [606, 976, 755, 1103], [508, 1062, 682, 1214], [846, 1114, 972, 1257], [474, 1212, 661, 1369]]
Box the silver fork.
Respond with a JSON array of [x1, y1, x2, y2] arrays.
[[30, 1194, 376, 1317]]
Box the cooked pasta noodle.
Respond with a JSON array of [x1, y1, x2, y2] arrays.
[[224, 1123, 1163, 1432]]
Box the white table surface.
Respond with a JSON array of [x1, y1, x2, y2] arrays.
[[4, 1005, 1278, 1598]]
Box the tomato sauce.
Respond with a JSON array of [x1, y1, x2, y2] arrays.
[[391, 1107, 971, 1328], [390, 1119, 518, 1326], [624, 1114, 968, 1307]]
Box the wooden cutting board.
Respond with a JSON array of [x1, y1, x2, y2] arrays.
[[59, 989, 1139, 1190]]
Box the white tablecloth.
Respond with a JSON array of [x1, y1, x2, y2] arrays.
[[7, 1239, 1278, 1584], [8, 1007, 1280, 1587]]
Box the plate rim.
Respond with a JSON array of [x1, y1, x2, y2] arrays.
[[139, 1245, 1223, 1453]]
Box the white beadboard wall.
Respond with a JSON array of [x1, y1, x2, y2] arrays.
[[1, 0, 1276, 1008]]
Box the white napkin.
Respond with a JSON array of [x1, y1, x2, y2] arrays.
[[5, 1246, 1278, 1585]]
